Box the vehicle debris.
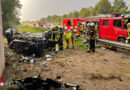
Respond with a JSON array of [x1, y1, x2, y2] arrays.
[[19, 55, 38, 64], [8, 27, 64, 57], [8, 75, 80, 90]]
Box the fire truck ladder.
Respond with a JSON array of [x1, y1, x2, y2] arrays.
[[97, 39, 130, 50]]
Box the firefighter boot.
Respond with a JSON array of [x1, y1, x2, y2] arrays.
[[86, 43, 90, 53], [92, 49, 95, 52]]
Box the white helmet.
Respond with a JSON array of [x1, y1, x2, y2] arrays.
[[70, 26, 73, 29], [127, 23, 130, 26], [91, 23, 95, 26], [87, 23, 90, 26], [64, 26, 68, 29]]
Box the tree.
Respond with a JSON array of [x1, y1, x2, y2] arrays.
[[94, 0, 112, 15], [1, 0, 22, 31], [72, 11, 79, 18], [79, 8, 90, 18], [88, 6, 94, 16], [62, 14, 68, 19], [112, 0, 128, 13]]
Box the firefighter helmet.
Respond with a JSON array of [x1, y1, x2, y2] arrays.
[[70, 26, 73, 30], [90, 23, 95, 26], [64, 26, 68, 29], [127, 23, 130, 26], [75, 26, 78, 29], [87, 23, 90, 26]]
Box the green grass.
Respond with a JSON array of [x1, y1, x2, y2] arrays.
[[16, 24, 49, 33], [75, 38, 87, 49]]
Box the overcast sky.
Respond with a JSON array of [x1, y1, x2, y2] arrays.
[[20, 0, 130, 21]]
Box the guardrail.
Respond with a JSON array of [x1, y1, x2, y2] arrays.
[[97, 39, 130, 50]]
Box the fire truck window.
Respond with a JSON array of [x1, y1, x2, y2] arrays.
[[67, 21, 71, 25], [103, 20, 108, 26], [113, 20, 122, 28]]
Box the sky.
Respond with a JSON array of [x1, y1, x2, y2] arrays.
[[19, 0, 130, 21]]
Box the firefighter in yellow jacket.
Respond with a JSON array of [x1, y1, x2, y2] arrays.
[[127, 23, 130, 44], [64, 26, 75, 49], [86, 23, 96, 53], [48, 26, 63, 51]]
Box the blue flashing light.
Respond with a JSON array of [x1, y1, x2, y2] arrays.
[[121, 13, 124, 17], [78, 18, 82, 20]]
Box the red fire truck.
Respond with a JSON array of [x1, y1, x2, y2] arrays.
[[99, 17, 130, 43], [63, 18, 86, 29], [86, 15, 130, 50], [86, 16, 130, 43]]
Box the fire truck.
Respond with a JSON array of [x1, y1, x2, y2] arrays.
[[63, 18, 86, 29], [99, 17, 130, 42], [86, 15, 130, 50]]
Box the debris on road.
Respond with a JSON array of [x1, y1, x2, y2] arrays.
[[8, 75, 80, 90], [19, 55, 38, 64]]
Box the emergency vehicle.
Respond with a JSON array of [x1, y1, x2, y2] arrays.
[[63, 18, 86, 29], [86, 15, 130, 50], [99, 17, 130, 43]]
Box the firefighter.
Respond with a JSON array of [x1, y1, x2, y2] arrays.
[[86, 23, 91, 52], [80, 24, 85, 35], [75, 26, 80, 40], [64, 26, 75, 49], [64, 27, 70, 49], [58, 27, 64, 50], [86, 23, 96, 53], [5, 28, 13, 44], [70, 26, 75, 49], [48, 26, 63, 51], [127, 23, 130, 44]]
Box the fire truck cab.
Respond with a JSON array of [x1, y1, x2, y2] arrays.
[[99, 17, 130, 43], [63, 18, 86, 29]]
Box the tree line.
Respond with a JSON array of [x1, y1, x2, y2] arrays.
[[40, 0, 130, 25], [1, 0, 21, 31], [1, 0, 130, 31]]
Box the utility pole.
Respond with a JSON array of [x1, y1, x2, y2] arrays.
[[0, 0, 5, 77]]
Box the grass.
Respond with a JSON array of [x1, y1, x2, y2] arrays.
[[3, 36, 8, 45], [16, 24, 49, 33], [75, 37, 87, 49]]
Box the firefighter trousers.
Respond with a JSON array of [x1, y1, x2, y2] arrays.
[[58, 40, 63, 50], [87, 39, 95, 52], [48, 41, 56, 51], [90, 39, 95, 52]]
